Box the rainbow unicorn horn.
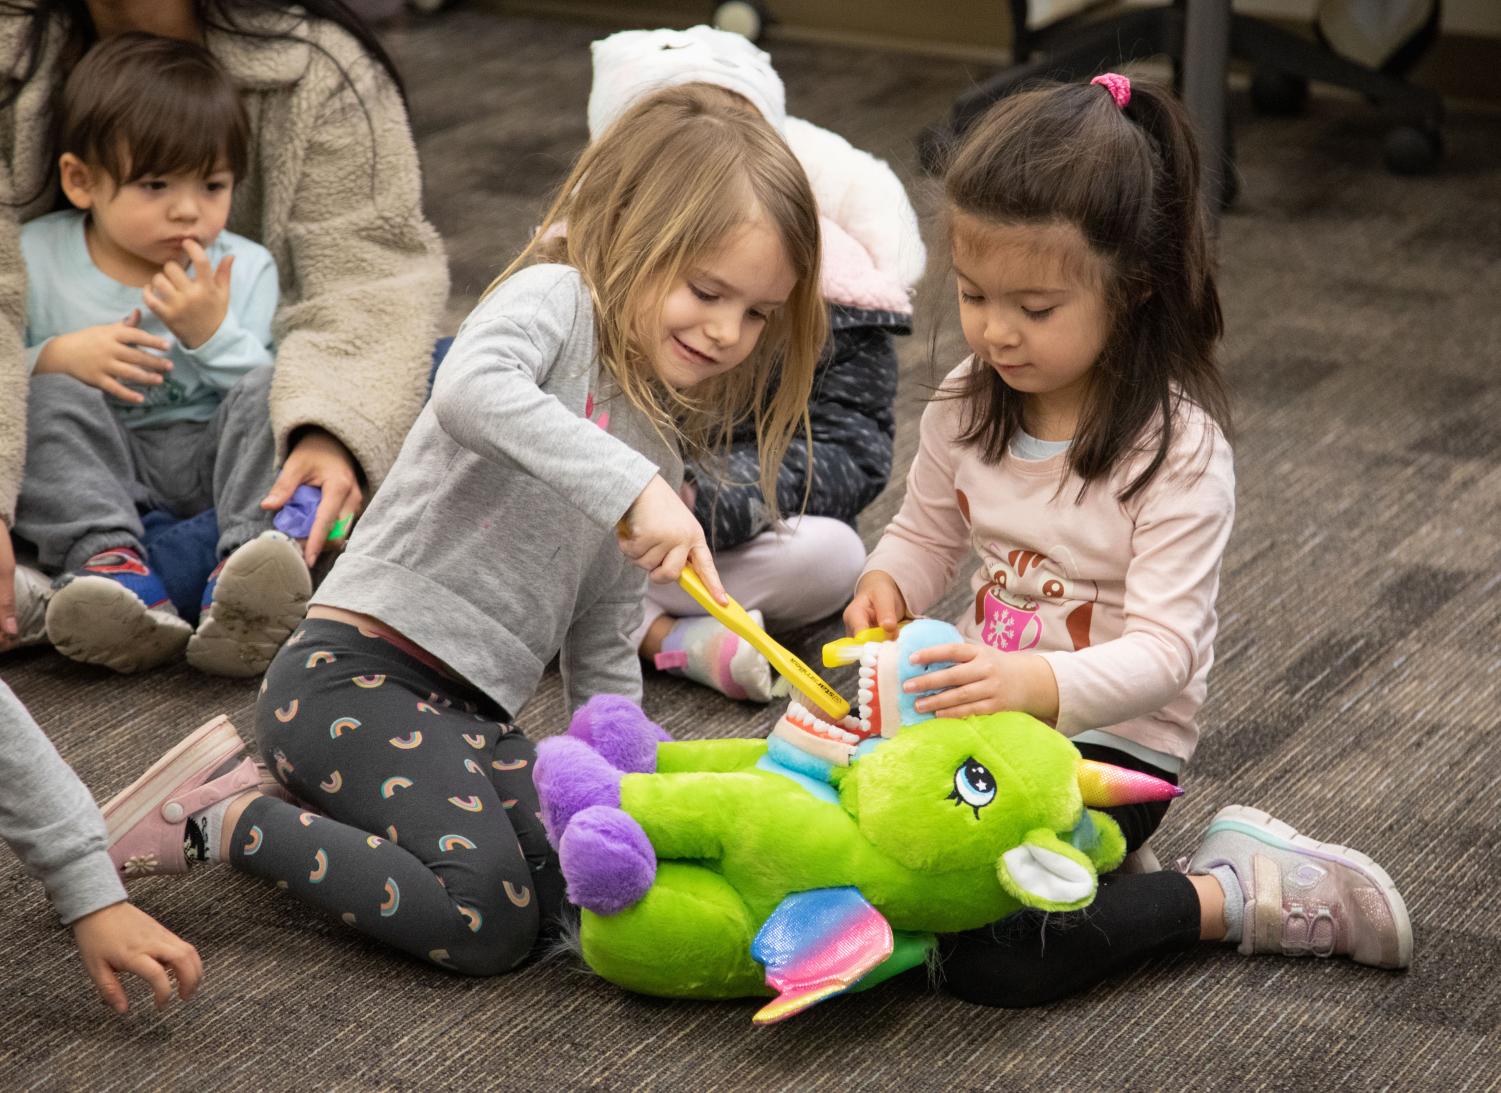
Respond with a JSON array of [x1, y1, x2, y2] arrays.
[[1076, 758, 1183, 806]]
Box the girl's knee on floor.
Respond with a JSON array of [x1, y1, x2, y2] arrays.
[[441, 883, 542, 977], [232, 792, 543, 978]]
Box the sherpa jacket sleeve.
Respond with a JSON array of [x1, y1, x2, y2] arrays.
[[0, 154, 26, 526], [428, 266, 660, 531], [691, 316, 900, 549], [265, 30, 449, 490], [0, 680, 127, 924]]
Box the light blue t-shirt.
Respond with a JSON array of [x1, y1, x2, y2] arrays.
[[1009, 428, 1072, 461], [22, 209, 278, 428]]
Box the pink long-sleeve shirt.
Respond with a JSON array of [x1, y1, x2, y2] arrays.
[[864, 361, 1235, 765]]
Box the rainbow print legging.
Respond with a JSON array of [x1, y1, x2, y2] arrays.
[[233, 618, 563, 975]]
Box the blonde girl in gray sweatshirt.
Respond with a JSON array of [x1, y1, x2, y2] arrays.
[[97, 83, 826, 975]]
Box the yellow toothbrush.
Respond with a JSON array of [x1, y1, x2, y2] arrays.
[[678, 566, 850, 721]]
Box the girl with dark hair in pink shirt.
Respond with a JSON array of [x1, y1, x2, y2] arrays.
[[848, 74, 1412, 1006]]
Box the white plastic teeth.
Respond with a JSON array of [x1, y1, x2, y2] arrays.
[[786, 701, 859, 744], [857, 645, 882, 729]]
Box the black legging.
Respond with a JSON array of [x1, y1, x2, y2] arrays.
[[234, 619, 564, 976], [937, 742, 1201, 1007]]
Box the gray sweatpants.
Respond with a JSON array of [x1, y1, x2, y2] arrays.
[[14, 367, 279, 573]]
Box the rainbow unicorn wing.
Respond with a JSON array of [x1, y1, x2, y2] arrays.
[[749, 887, 893, 1025]]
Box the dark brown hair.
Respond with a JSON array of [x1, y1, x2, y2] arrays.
[[59, 32, 248, 183], [942, 77, 1231, 502], [0, 1, 405, 106], [1, 1, 406, 207]]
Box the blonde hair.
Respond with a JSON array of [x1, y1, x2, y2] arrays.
[[487, 82, 826, 522]]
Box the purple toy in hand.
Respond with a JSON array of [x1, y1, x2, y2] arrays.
[[272, 485, 352, 542]]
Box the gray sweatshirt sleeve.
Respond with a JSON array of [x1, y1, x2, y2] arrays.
[[429, 266, 660, 531], [0, 681, 127, 925]]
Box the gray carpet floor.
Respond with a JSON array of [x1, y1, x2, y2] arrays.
[[3, 8, 1499, 1090]]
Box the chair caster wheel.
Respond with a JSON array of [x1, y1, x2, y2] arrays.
[[1383, 125, 1441, 174], [1249, 68, 1308, 116]]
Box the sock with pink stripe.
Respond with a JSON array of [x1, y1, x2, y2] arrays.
[[652, 612, 775, 702]]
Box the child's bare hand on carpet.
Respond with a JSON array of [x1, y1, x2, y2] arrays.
[[71, 902, 203, 1013]]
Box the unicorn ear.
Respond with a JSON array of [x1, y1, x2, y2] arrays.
[[996, 830, 1097, 912], [1076, 758, 1183, 807]]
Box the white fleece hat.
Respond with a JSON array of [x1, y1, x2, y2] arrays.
[[587, 25, 787, 140]]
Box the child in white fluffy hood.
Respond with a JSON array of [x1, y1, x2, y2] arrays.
[[589, 25, 926, 703]]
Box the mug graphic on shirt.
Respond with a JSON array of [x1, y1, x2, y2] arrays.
[[981, 589, 1044, 651], [976, 549, 1046, 652], [974, 545, 1100, 653]]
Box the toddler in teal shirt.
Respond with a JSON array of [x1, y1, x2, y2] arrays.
[[12, 34, 306, 679], [22, 192, 276, 427]]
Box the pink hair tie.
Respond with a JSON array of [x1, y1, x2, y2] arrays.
[[1091, 72, 1131, 109]]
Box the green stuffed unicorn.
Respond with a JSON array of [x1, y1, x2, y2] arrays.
[[534, 619, 1180, 1022]]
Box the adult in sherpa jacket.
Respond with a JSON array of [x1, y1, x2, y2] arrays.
[[585, 26, 925, 704], [0, 1, 448, 671]]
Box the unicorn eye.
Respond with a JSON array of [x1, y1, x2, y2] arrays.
[[948, 758, 997, 818]]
